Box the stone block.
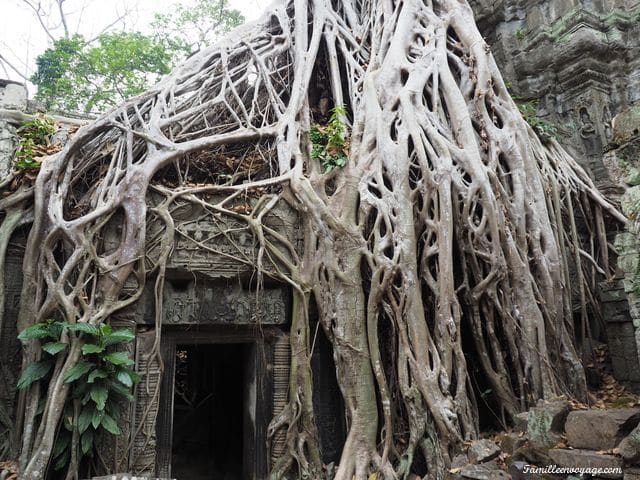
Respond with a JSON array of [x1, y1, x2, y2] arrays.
[[565, 409, 640, 450], [527, 399, 570, 449], [624, 467, 640, 480], [619, 423, 640, 464], [459, 461, 510, 479], [0, 79, 27, 110], [613, 105, 640, 145], [548, 449, 623, 478], [495, 431, 527, 455], [513, 412, 528, 432], [467, 439, 500, 464]]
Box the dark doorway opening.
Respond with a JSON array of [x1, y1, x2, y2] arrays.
[[171, 343, 246, 480]]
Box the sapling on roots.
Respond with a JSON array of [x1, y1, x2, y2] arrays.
[[3, 0, 626, 478]]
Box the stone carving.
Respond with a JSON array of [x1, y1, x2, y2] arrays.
[[271, 335, 290, 467], [156, 281, 288, 326], [603, 105, 613, 141], [131, 330, 163, 476], [579, 107, 596, 139]]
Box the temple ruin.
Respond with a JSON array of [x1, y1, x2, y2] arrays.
[[2, 0, 640, 479]]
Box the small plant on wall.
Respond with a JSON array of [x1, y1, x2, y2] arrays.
[[17, 320, 138, 473], [309, 105, 350, 172], [14, 114, 58, 170]]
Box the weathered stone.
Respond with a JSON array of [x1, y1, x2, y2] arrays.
[[451, 454, 469, 469], [459, 461, 510, 480], [527, 399, 570, 449], [548, 449, 623, 479], [513, 412, 528, 432], [565, 409, 640, 450], [624, 467, 640, 480], [507, 461, 527, 480], [613, 105, 640, 145], [0, 79, 27, 110], [468, 439, 501, 464], [495, 432, 527, 455], [619, 423, 640, 464]]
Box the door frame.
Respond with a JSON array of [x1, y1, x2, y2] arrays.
[[155, 326, 276, 479]]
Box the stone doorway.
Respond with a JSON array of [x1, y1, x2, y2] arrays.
[[171, 343, 247, 479], [155, 328, 273, 480]]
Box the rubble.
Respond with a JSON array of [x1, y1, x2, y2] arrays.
[[565, 409, 640, 450], [467, 439, 501, 464], [526, 399, 571, 449]]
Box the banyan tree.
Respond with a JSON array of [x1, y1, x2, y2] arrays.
[[1, 0, 627, 478]]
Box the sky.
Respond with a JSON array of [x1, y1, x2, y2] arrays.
[[0, 0, 268, 87]]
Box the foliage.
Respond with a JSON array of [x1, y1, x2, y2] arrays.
[[309, 105, 350, 172], [152, 0, 245, 60], [517, 100, 558, 141], [31, 32, 173, 113], [30, 0, 244, 113], [514, 28, 527, 41], [14, 114, 57, 170], [17, 320, 137, 471]]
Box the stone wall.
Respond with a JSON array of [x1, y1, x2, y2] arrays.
[[0, 80, 27, 177], [470, 0, 640, 194], [606, 106, 640, 392]]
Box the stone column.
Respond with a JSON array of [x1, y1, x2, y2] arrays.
[[0, 80, 27, 178]]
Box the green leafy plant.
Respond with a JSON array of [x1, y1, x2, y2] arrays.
[[514, 28, 527, 41], [32, 33, 173, 113], [17, 320, 137, 471], [517, 100, 558, 141], [309, 105, 350, 172], [14, 115, 57, 170]]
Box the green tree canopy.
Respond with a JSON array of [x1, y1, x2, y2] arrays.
[[32, 32, 173, 113], [152, 0, 245, 59], [30, 0, 245, 114]]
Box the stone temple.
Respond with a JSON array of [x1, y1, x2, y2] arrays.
[[1, 0, 640, 478]]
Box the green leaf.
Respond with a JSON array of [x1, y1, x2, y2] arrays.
[[63, 361, 94, 383], [82, 343, 104, 355], [90, 384, 108, 411], [18, 323, 51, 340], [105, 398, 121, 419], [103, 329, 135, 346], [35, 397, 46, 416], [53, 447, 70, 470], [110, 380, 134, 401], [78, 406, 94, 434], [17, 360, 53, 389], [42, 341, 67, 355], [99, 323, 113, 336], [65, 323, 100, 336], [103, 351, 134, 366], [52, 430, 71, 458], [91, 409, 104, 429], [116, 369, 135, 387], [87, 368, 109, 383], [81, 428, 94, 455], [100, 413, 120, 435]]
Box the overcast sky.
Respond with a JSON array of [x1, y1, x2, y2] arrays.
[[0, 0, 268, 86]]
